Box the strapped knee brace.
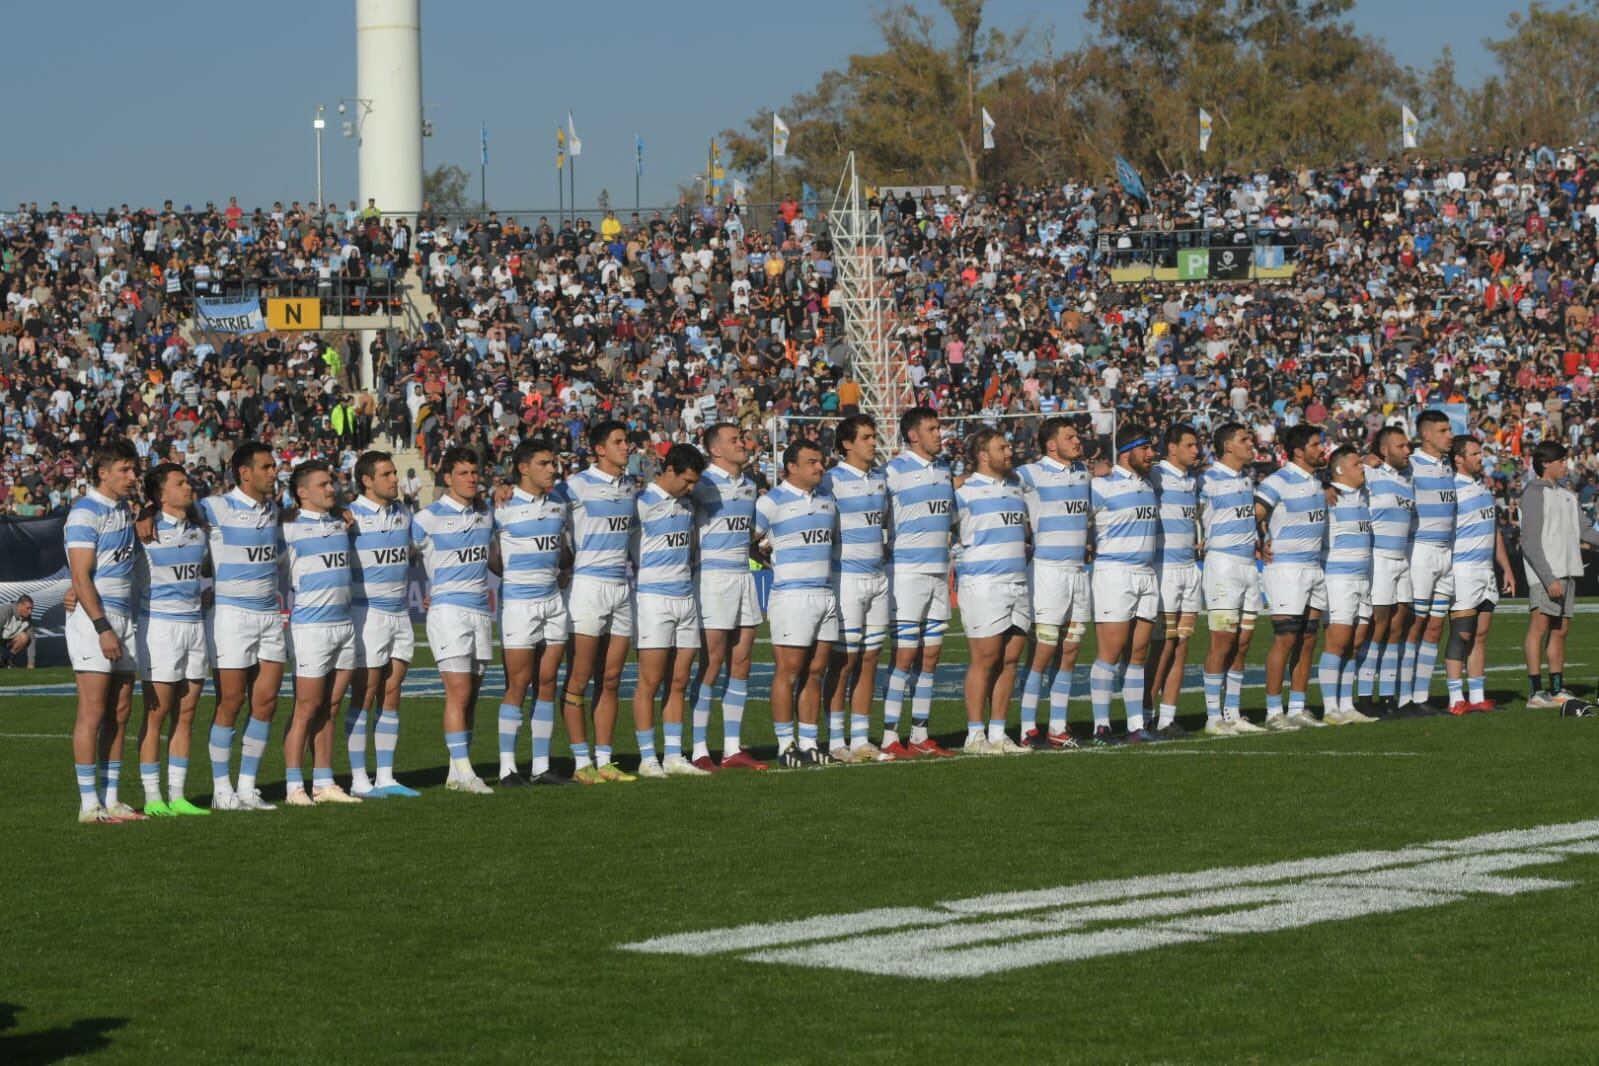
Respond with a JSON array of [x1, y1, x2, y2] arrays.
[[1301, 618, 1321, 638], [1208, 609, 1241, 633], [1445, 614, 1479, 661], [1034, 623, 1061, 646], [1271, 615, 1305, 636], [1239, 612, 1258, 633]]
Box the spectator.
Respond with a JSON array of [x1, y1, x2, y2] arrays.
[[0, 594, 36, 668]]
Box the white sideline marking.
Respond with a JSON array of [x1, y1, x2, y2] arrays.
[[0, 732, 73, 739], [1131, 749, 1423, 758], [619, 818, 1599, 979]]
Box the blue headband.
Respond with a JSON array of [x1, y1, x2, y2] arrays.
[[1117, 437, 1151, 454]]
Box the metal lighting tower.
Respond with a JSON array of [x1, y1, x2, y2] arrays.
[[829, 152, 910, 432]]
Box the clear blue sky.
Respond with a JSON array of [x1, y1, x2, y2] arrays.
[[4, 0, 1513, 213]]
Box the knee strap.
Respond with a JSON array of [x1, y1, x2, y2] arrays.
[[1446, 615, 1478, 661], [1301, 618, 1320, 638], [1272, 615, 1304, 636]]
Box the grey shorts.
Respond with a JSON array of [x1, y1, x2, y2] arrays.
[[1528, 574, 1578, 618]]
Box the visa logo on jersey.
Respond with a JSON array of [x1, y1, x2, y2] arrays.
[[245, 546, 276, 562], [454, 546, 489, 564], [319, 552, 349, 568], [998, 511, 1025, 526], [604, 517, 633, 532], [527, 535, 563, 552], [664, 532, 691, 548], [927, 500, 952, 516], [799, 529, 833, 545], [371, 548, 409, 566], [171, 564, 202, 581]]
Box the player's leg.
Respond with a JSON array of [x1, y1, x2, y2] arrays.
[[593, 632, 634, 780], [530, 640, 567, 782], [1052, 631, 1084, 740], [72, 669, 112, 819], [100, 673, 139, 818], [1524, 609, 1551, 702], [372, 655, 414, 795], [633, 646, 668, 776], [344, 666, 373, 793], [908, 610, 947, 753], [1226, 614, 1258, 727], [1156, 612, 1195, 734], [440, 664, 489, 792], [1443, 608, 1478, 714], [771, 643, 806, 760], [964, 630, 1001, 752], [1264, 614, 1299, 722], [723, 624, 757, 756], [237, 659, 284, 805], [1022, 630, 1059, 743], [661, 643, 704, 775], [986, 628, 1028, 751], [1286, 612, 1321, 724], [882, 572, 927, 753], [1121, 616, 1156, 739], [1091, 618, 1129, 741], [166, 678, 208, 814], [1344, 618, 1373, 716], [692, 627, 729, 763], [1545, 612, 1571, 700], [284, 668, 328, 804], [137, 680, 177, 815], [1320, 620, 1352, 718], [797, 637, 832, 762], [823, 644, 854, 756], [208, 667, 248, 804], [311, 666, 358, 802], [498, 644, 536, 784], [1466, 608, 1494, 709], [562, 633, 601, 777]]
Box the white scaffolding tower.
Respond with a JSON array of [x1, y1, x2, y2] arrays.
[[829, 152, 911, 432]]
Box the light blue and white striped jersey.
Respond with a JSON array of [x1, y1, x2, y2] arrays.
[[1151, 460, 1199, 568], [349, 495, 413, 615], [411, 494, 493, 614], [138, 511, 205, 623], [755, 481, 837, 593], [64, 488, 137, 616], [1411, 450, 1456, 548], [199, 488, 282, 614], [1016, 457, 1090, 570], [954, 473, 1028, 581], [1365, 462, 1415, 560], [283, 510, 352, 626], [1324, 483, 1373, 580], [820, 461, 886, 576], [494, 487, 567, 603], [884, 450, 955, 574], [634, 484, 695, 598], [1200, 461, 1258, 562], [1255, 462, 1327, 567], [559, 466, 638, 584], [691, 464, 757, 574], [1453, 473, 1498, 568], [1090, 465, 1157, 571]]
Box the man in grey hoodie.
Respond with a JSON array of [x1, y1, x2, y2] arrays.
[[1520, 441, 1599, 707]]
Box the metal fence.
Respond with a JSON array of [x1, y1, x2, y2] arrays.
[[185, 275, 414, 328], [1102, 226, 1310, 270]]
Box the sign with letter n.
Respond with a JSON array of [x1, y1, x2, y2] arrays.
[[1176, 248, 1209, 281], [267, 297, 323, 331]]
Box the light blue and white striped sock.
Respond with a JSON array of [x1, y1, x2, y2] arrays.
[[1203, 671, 1224, 721], [1048, 666, 1073, 734], [572, 741, 592, 770], [828, 711, 846, 751], [530, 700, 555, 776], [75, 762, 98, 812], [444, 729, 473, 780], [1355, 641, 1376, 698], [986, 713, 1007, 744], [636, 729, 657, 765], [1225, 670, 1245, 720], [1378, 642, 1400, 698], [1447, 675, 1465, 705], [797, 721, 818, 752], [691, 683, 713, 758], [1120, 663, 1145, 732], [1400, 640, 1421, 700], [312, 765, 335, 791], [208, 723, 234, 793], [663, 722, 683, 760], [595, 744, 613, 768], [910, 673, 934, 741], [1089, 659, 1117, 730], [102, 759, 122, 808], [722, 678, 748, 753], [237, 717, 271, 793], [850, 713, 870, 749], [1020, 669, 1045, 735], [1318, 652, 1342, 711], [1412, 641, 1439, 704], [882, 668, 908, 744], [1265, 691, 1285, 718], [374, 710, 400, 785], [286, 766, 305, 793], [497, 703, 524, 775], [1288, 690, 1307, 717], [139, 761, 161, 804], [1340, 657, 1361, 713], [344, 705, 369, 783], [167, 755, 188, 803], [1468, 674, 1486, 705], [775, 720, 796, 754]]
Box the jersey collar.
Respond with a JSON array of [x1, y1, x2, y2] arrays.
[[86, 486, 119, 507], [1157, 459, 1190, 479], [897, 449, 934, 469]]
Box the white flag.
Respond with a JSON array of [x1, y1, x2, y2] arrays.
[[1199, 109, 1213, 154], [1401, 105, 1418, 150], [733, 177, 748, 203], [772, 113, 790, 159], [567, 111, 582, 157], [981, 107, 996, 151]]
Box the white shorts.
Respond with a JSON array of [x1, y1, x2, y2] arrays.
[[1410, 544, 1455, 615], [890, 570, 951, 644], [1453, 567, 1499, 612], [1324, 577, 1374, 626], [1030, 566, 1091, 634], [427, 604, 494, 666], [959, 580, 1031, 639], [634, 593, 701, 650], [1157, 564, 1204, 616], [500, 594, 570, 649], [836, 572, 890, 652], [291, 622, 356, 678], [207, 605, 288, 670], [66, 607, 137, 674], [1371, 555, 1413, 608], [1202, 555, 1263, 615], [565, 577, 633, 639], [1091, 566, 1159, 623], [354, 607, 415, 669], [1263, 565, 1329, 617], [697, 569, 763, 630], [768, 589, 840, 647], [137, 617, 208, 683]]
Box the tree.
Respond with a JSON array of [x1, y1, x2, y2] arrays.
[[1479, 2, 1599, 147], [422, 163, 473, 215]]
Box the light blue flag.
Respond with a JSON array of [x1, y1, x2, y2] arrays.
[[1114, 155, 1147, 204], [635, 133, 644, 176], [480, 122, 488, 166]]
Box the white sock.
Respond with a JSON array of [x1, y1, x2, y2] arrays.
[[986, 718, 1005, 744], [168, 759, 188, 803], [450, 756, 475, 781], [1157, 703, 1176, 729]]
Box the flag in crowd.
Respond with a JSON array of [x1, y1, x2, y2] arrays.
[[567, 112, 582, 157], [773, 113, 790, 158], [1402, 105, 1419, 149], [635, 132, 645, 176], [479, 122, 487, 166], [556, 126, 566, 171], [981, 107, 996, 151], [1115, 154, 1147, 204], [1199, 108, 1213, 153]]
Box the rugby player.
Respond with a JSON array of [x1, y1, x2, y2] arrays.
[[280, 461, 361, 805], [820, 414, 889, 763], [490, 437, 573, 787], [1442, 436, 1515, 715], [1403, 410, 1456, 712], [1519, 442, 1599, 707], [631, 443, 709, 778], [560, 421, 640, 784], [1147, 423, 1202, 739], [1087, 429, 1161, 745], [66, 439, 142, 823], [1198, 423, 1265, 735], [881, 406, 957, 759], [756, 439, 840, 769], [1254, 423, 1330, 731], [1364, 428, 1416, 718], [1320, 447, 1378, 725], [345, 450, 421, 798], [202, 441, 287, 813], [689, 422, 767, 771], [413, 446, 496, 794], [1016, 417, 1092, 749], [953, 428, 1031, 756], [133, 462, 211, 816]]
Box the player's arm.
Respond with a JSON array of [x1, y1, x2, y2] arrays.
[[1495, 522, 1516, 596], [1254, 498, 1274, 564], [68, 544, 123, 661], [488, 526, 505, 576], [753, 494, 774, 564]]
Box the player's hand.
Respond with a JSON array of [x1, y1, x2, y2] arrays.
[[1260, 541, 1274, 564], [97, 629, 124, 663], [64, 587, 78, 613], [492, 483, 515, 507], [1548, 579, 1564, 600], [135, 505, 159, 543], [422, 594, 431, 611], [202, 586, 215, 610], [1324, 487, 1338, 507], [1503, 573, 1517, 596]]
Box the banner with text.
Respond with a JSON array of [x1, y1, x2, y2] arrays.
[[196, 296, 266, 334]]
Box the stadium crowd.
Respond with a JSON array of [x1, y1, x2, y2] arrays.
[[6, 143, 1599, 543]]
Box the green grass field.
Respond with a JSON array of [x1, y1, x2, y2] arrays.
[[5, 610, 1599, 1063]]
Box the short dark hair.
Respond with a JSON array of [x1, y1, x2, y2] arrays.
[[782, 438, 823, 473], [355, 450, 393, 491], [836, 413, 877, 453], [91, 438, 139, 484], [15, 594, 31, 607], [1212, 421, 1248, 456], [663, 443, 707, 475], [439, 446, 479, 475], [143, 462, 187, 508], [966, 427, 1005, 470], [1417, 409, 1451, 433], [510, 436, 555, 476], [1532, 439, 1568, 475], [1329, 444, 1361, 473], [291, 460, 331, 507], [1283, 423, 1322, 459], [1037, 416, 1075, 454], [588, 419, 627, 450], [701, 421, 739, 452], [899, 405, 938, 443], [230, 440, 273, 482], [1372, 425, 1407, 454], [1164, 422, 1198, 449], [1449, 435, 1480, 461]]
